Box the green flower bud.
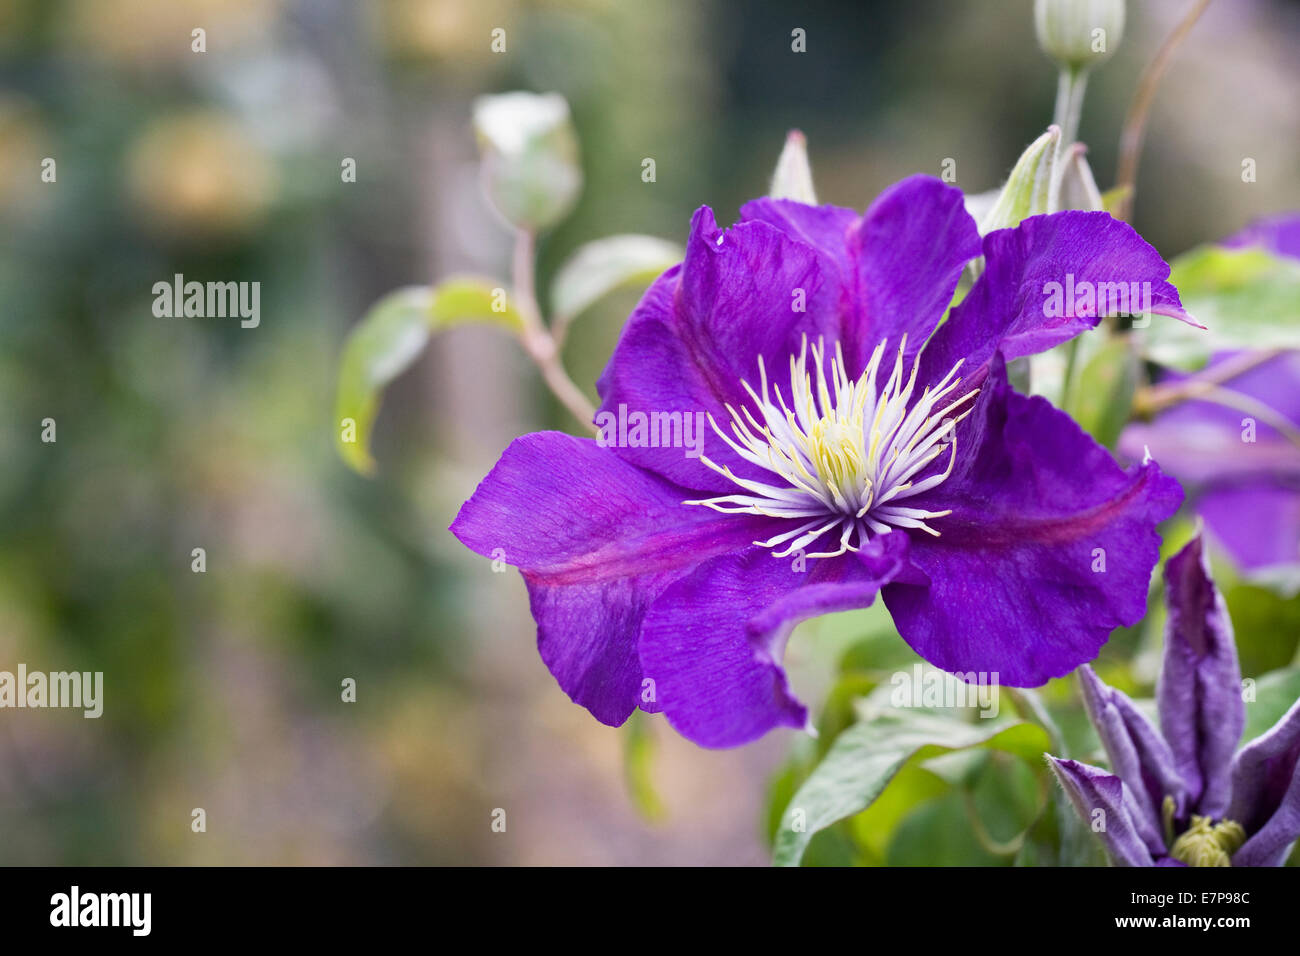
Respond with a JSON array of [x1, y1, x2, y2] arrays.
[[1035, 0, 1126, 70], [473, 91, 582, 232], [978, 125, 1060, 235]]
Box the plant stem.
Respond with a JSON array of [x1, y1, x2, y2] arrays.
[[1132, 351, 1300, 452], [1048, 66, 1088, 213], [1114, 0, 1214, 222], [1142, 381, 1300, 451], [511, 230, 598, 433], [1058, 337, 1082, 412], [1052, 66, 1089, 149], [1134, 348, 1282, 416]]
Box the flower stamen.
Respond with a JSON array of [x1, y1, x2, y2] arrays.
[[685, 336, 978, 558]]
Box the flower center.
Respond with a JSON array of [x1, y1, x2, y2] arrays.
[[1168, 813, 1246, 868], [685, 335, 978, 559]]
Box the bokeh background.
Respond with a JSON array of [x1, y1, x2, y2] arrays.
[[1, 0, 1298, 864]]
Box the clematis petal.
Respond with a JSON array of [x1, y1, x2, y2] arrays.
[[921, 210, 1194, 387], [1197, 481, 1300, 573], [1158, 534, 1244, 818], [1228, 697, 1300, 866], [450, 431, 773, 726], [1124, 780, 1170, 857], [738, 198, 858, 284], [744, 177, 980, 374], [1119, 419, 1300, 489], [844, 175, 980, 367], [1119, 352, 1300, 485], [882, 364, 1183, 685], [1078, 666, 1187, 829], [1233, 780, 1300, 867], [638, 531, 915, 748], [1118, 351, 1300, 575], [596, 206, 835, 494], [1047, 757, 1156, 866], [1222, 212, 1300, 260]]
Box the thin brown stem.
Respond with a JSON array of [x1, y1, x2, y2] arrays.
[[1138, 379, 1300, 451], [511, 230, 598, 433], [1134, 348, 1283, 415], [1114, 0, 1213, 222], [550, 308, 575, 351]]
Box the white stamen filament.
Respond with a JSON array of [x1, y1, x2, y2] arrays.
[[685, 336, 978, 559]]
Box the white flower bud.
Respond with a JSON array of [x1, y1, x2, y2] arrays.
[[769, 130, 817, 205], [473, 92, 582, 232], [979, 125, 1060, 235], [1034, 0, 1126, 70]]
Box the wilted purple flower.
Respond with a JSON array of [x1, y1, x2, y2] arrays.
[[1049, 534, 1300, 866], [454, 176, 1192, 747], [1120, 214, 1300, 582]]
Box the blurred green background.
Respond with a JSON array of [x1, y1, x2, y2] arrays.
[[1, 0, 1297, 865]]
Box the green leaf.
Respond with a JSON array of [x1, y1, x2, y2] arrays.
[[764, 749, 813, 847], [428, 277, 523, 333], [814, 671, 879, 757], [1138, 245, 1300, 370], [1243, 666, 1300, 743], [622, 710, 666, 822], [1064, 334, 1139, 449], [334, 278, 521, 475], [771, 709, 1050, 866], [550, 234, 682, 322], [1226, 580, 1300, 670], [886, 790, 1007, 865], [845, 763, 947, 861]]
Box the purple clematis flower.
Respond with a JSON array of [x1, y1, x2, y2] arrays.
[[1120, 214, 1300, 583], [1049, 533, 1300, 866], [453, 175, 1193, 747]]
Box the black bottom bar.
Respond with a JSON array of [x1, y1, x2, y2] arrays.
[[0, 864, 1285, 941]]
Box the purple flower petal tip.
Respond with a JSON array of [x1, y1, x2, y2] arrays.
[[1048, 757, 1156, 866], [1150, 301, 1205, 329]]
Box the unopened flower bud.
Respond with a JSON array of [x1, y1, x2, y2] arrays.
[[979, 125, 1060, 235], [769, 130, 818, 205], [1059, 142, 1104, 212], [473, 91, 582, 232], [1035, 0, 1125, 70]]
